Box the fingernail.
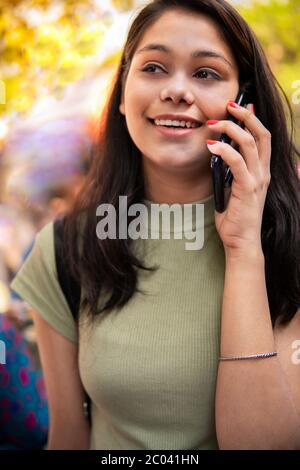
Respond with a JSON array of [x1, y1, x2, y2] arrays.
[[206, 139, 218, 145], [207, 120, 219, 125], [252, 104, 256, 114], [228, 101, 240, 109]]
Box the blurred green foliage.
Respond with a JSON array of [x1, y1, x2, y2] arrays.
[[236, 0, 300, 145], [0, 0, 112, 116]]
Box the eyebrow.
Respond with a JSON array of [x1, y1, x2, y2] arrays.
[[136, 43, 234, 68]]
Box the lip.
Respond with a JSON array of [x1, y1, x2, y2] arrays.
[[151, 114, 202, 125], [147, 117, 202, 138]]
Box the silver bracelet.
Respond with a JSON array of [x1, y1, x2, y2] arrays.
[[219, 351, 278, 361], [83, 400, 90, 419]]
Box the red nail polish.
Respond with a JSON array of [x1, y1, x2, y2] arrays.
[[207, 120, 219, 125], [228, 101, 240, 108], [206, 139, 218, 145], [252, 104, 256, 114]]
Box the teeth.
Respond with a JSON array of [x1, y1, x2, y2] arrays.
[[154, 119, 199, 128]]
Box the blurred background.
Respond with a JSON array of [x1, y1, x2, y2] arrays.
[[0, 0, 299, 449]]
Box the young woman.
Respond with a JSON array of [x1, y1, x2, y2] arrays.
[[11, 0, 300, 450]]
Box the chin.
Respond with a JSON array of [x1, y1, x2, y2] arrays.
[[150, 154, 202, 171]]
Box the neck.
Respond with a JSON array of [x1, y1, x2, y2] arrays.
[[143, 159, 213, 204]]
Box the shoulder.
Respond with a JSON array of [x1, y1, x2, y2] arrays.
[[30, 220, 55, 261], [34, 220, 56, 272], [274, 308, 300, 421], [11, 220, 55, 286], [10, 219, 78, 344], [40, 219, 56, 245], [38, 219, 54, 238]]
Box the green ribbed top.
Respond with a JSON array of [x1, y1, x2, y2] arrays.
[[11, 194, 225, 450]]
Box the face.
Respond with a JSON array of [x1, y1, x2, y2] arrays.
[[120, 9, 240, 181]]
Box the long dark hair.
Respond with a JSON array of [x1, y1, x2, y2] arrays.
[[64, 0, 300, 327]]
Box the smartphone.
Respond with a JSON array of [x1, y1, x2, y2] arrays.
[[210, 87, 253, 213]]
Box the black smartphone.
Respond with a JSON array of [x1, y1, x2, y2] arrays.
[[210, 87, 253, 213]]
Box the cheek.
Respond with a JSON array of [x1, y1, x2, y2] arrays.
[[124, 92, 143, 125], [123, 93, 148, 147], [124, 74, 155, 117], [124, 92, 151, 135], [201, 83, 239, 119]]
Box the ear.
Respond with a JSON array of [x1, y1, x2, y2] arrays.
[[119, 100, 125, 115], [119, 85, 125, 115]]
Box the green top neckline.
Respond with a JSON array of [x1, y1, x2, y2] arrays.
[[141, 193, 215, 234]]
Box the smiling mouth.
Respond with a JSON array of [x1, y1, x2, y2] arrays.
[[147, 118, 202, 129]]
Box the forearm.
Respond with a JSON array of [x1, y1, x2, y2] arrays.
[[47, 417, 91, 450], [215, 249, 300, 450]]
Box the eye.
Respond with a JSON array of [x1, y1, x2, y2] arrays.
[[194, 69, 221, 80], [141, 63, 165, 73]]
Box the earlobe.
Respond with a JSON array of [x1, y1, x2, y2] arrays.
[[119, 102, 125, 115]]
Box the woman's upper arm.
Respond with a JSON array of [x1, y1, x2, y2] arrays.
[[31, 308, 90, 449]]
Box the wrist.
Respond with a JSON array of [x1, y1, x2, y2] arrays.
[[224, 244, 265, 265]]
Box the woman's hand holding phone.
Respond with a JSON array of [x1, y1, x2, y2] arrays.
[[207, 101, 271, 257]]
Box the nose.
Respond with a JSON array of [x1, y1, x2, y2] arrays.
[[160, 77, 195, 105]]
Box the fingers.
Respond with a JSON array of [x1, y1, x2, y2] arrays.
[[244, 103, 255, 137], [206, 139, 251, 189], [207, 101, 271, 175], [207, 115, 258, 175], [246, 103, 255, 114], [227, 101, 272, 171]]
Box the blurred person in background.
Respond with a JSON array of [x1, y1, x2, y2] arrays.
[[0, 176, 87, 450], [0, 121, 89, 449], [0, 209, 48, 449], [0, 314, 49, 450]]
